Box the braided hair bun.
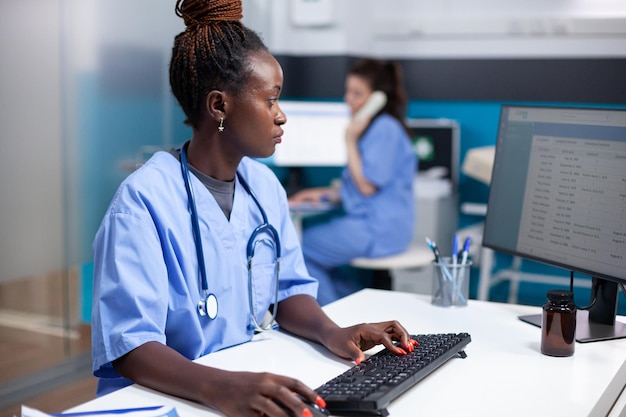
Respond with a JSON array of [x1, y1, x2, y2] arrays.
[[175, 0, 242, 28], [170, 0, 268, 128]]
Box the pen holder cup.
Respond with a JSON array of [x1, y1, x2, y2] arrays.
[[431, 257, 472, 307]]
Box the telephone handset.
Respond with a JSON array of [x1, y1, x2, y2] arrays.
[[354, 90, 387, 123]]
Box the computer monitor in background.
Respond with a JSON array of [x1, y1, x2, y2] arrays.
[[408, 118, 459, 193], [483, 105, 626, 342], [274, 101, 459, 173], [273, 100, 350, 167], [271, 101, 459, 199]]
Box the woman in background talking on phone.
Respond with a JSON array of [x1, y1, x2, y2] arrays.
[[289, 59, 417, 306]]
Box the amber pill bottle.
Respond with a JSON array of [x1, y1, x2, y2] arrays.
[[541, 290, 577, 357]]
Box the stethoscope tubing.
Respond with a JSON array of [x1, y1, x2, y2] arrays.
[[180, 142, 209, 292], [180, 141, 280, 331]]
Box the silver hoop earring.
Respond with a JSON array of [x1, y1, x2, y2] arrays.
[[218, 117, 224, 133]]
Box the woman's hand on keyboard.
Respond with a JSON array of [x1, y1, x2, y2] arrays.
[[322, 320, 416, 364]]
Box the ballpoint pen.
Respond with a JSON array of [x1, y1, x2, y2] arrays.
[[427, 237, 448, 303], [50, 406, 166, 417], [452, 234, 459, 266], [451, 234, 459, 304], [461, 237, 471, 265], [452, 236, 472, 305], [425, 237, 441, 262], [426, 237, 455, 289]]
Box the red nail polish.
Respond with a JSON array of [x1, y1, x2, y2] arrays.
[[316, 396, 327, 408], [398, 348, 408, 355], [302, 408, 313, 417], [355, 357, 361, 365]]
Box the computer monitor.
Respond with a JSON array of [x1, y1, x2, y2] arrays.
[[272, 100, 350, 167], [272, 100, 460, 177], [482, 105, 626, 343], [407, 118, 459, 192]]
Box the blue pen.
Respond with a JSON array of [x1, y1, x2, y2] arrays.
[[426, 237, 455, 284], [461, 237, 471, 265], [450, 234, 460, 297], [51, 406, 165, 417], [425, 237, 441, 262]]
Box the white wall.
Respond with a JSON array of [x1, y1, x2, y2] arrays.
[[243, 0, 626, 58]]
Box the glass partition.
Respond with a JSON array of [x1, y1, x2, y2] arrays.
[[0, 0, 187, 408]]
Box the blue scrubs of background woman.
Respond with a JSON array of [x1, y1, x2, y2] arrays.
[[90, 2, 417, 417], [289, 59, 417, 306]]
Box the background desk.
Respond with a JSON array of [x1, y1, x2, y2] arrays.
[[67, 289, 626, 416]]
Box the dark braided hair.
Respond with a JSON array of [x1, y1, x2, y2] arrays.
[[170, 0, 268, 128]]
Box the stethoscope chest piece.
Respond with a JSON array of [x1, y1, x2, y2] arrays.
[[198, 293, 218, 319]]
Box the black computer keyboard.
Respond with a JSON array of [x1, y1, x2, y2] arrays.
[[315, 332, 471, 416]]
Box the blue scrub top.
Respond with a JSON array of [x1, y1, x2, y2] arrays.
[[91, 151, 318, 396], [340, 114, 417, 256]]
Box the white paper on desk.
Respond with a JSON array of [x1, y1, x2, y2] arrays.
[[21, 405, 179, 417]]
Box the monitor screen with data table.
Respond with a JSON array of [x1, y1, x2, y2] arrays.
[[482, 105, 626, 342]]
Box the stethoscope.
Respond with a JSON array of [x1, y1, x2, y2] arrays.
[[180, 141, 281, 332]]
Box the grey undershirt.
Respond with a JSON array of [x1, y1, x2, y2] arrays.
[[169, 148, 234, 220]]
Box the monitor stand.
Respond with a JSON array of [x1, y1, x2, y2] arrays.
[[519, 310, 626, 343], [520, 278, 626, 343]]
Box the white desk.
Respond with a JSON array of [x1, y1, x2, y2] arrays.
[[67, 289, 626, 416], [288, 202, 340, 243]]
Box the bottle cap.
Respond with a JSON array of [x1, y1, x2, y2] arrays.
[[547, 289, 574, 302]]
